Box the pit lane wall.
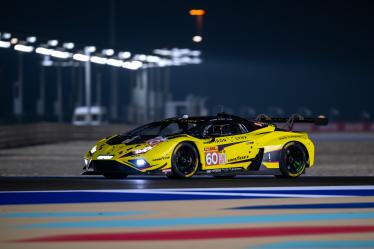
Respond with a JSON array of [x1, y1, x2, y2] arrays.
[[0, 123, 134, 149], [0, 122, 373, 149], [292, 122, 374, 132]]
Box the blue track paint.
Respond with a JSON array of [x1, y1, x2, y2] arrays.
[[19, 212, 374, 229], [1, 187, 374, 205], [231, 202, 374, 210], [185, 189, 374, 196], [253, 240, 374, 249], [0, 211, 145, 218], [0, 191, 276, 205]]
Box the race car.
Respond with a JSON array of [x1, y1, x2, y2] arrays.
[[82, 113, 328, 179]]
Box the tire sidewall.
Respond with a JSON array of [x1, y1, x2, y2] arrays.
[[171, 142, 199, 178], [279, 142, 307, 178]]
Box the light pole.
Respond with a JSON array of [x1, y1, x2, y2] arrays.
[[56, 66, 63, 122], [15, 52, 23, 121], [37, 61, 45, 118], [13, 40, 34, 121], [96, 71, 102, 107], [84, 46, 95, 124]]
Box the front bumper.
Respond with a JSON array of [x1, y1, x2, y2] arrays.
[[82, 160, 143, 175]]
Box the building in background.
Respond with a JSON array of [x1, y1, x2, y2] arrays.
[[127, 67, 171, 124], [165, 94, 208, 118]]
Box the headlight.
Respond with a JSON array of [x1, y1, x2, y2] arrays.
[[136, 159, 146, 166], [134, 146, 153, 155], [97, 155, 113, 160], [90, 145, 97, 154]]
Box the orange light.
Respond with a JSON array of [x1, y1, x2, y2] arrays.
[[189, 9, 205, 16]]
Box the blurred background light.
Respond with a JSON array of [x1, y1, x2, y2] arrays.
[[10, 38, 18, 44], [63, 42, 75, 50], [14, 44, 34, 53], [189, 9, 205, 16], [85, 46, 96, 53], [122, 60, 143, 70], [73, 53, 89, 62], [26, 36, 37, 43], [47, 40, 58, 47], [50, 50, 70, 59], [102, 49, 115, 56], [192, 35, 203, 43], [91, 55, 107, 64], [36, 47, 53, 55], [0, 40, 11, 48], [2, 32, 11, 39], [118, 51, 131, 59], [107, 58, 123, 67]]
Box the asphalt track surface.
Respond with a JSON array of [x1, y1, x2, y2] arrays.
[[1, 176, 374, 191]]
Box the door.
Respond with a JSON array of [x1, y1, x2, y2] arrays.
[[201, 121, 252, 170]]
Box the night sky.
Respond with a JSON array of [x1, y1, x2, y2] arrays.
[[0, 0, 373, 121]]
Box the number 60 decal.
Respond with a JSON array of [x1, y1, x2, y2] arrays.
[[205, 152, 219, 165]]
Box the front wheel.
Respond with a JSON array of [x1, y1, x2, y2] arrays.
[[168, 142, 199, 179], [276, 142, 307, 178]]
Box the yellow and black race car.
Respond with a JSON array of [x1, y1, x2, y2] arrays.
[[82, 113, 328, 179]]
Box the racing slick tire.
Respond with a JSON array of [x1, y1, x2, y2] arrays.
[[275, 141, 307, 178], [103, 174, 128, 179], [168, 142, 199, 179]]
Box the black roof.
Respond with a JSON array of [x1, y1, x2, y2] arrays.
[[162, 113, 250, 123]]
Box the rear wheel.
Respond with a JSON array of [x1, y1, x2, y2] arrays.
[[103, 174, 127, 179], [276, 142, 307, 178], [167, 142, 199, 179]]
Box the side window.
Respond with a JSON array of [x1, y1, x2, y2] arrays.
[[204, 122, 240, 137], [238, 123, 249, 133], [239, 121, 266, 133]]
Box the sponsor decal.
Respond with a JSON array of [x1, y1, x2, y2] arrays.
[[215, 138, 227, 143], [152, 156, 170, 161], [279, 136, 301, 140], [228, 155, 250, 163], [234, 135, 247, 141], [228, 167, 244, 172], [205, 149, 227, 166], [204, 146, 218, 152], [146, 136, 166, 146], [206, 169, 222, 173]]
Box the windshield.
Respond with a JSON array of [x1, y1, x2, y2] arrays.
[[107, 121, 200, 145], [126, 121, 197, 137], [107, 119, 265, 145]]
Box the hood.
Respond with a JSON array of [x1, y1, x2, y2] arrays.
[[106, 134, 173, 145], [91, 135, 169, 159]]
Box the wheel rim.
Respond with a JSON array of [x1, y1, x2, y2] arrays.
[[174, 145, 197, 175], [284, 144, 306, 174]]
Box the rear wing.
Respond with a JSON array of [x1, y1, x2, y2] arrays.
[[255, 113, 328, 130]]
